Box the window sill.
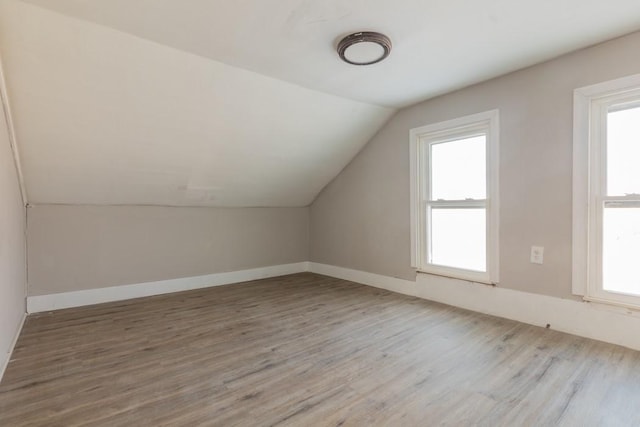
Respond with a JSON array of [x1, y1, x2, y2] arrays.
[[416, 268, 496, 286], [583, 295, 640, 313]]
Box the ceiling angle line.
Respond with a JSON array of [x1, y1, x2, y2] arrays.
[[0, 54, 28, 206]]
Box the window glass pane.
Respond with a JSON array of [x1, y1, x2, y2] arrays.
[[430, 208, 486, 272], [607, 106, 640, 196], [603, 206, 640, 296], [431, 135, 486, 200]]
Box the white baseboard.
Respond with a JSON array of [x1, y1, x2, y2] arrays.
[[309, 262, 416, 295], [27, 262, 310, 313], [25, 261, 640, 351], [1, 312, 26, 383], [308, 262, 640, 352]]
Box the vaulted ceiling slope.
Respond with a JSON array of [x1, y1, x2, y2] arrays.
[[2, 0, 640, 207], [0, 0, 393, 207]]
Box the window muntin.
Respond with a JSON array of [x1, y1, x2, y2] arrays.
[[410, 110, 499, 284]]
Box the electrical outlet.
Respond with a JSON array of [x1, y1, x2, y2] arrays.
[[530, 246, 544, 264]]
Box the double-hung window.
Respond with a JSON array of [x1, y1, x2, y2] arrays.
[[410, 110, 499, 284], [574, 75, 640, 308]]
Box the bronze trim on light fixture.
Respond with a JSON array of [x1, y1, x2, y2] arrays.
[[337, 31, 392, 66]]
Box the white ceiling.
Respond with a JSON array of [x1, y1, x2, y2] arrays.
[[1, 0, 640, 207], [17, 0, 640, 107]]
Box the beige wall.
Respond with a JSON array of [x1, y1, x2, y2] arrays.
[[28, 205, 309, 296], [22, 31, 640, 302], [311, 31, 640, 300], [0, 86, 26, 368]]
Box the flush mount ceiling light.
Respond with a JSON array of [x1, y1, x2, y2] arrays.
[[337, 31, 392, 66]]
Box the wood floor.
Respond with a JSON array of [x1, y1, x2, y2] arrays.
[[1, 273, 640, 426]]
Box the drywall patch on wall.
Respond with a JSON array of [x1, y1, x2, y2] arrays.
[[308, 262, 640, 352]]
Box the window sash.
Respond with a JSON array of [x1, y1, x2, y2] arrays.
[[591, 196, 640, 305], [410, 109, 499, 285], [423, 201, 488, 274], [584, 89, 640, 308], [420, 134, 490, 282]]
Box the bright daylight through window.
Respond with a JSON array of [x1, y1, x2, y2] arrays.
[[574, 75, 640, 309], [602, 105, 640, 297], [410, 110, 499, 284]]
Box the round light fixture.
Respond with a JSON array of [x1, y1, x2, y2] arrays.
[[337, 31, 392, 66]]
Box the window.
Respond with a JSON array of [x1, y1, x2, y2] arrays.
[[574, 74, 640, 309], [410, 110, 499, 284]]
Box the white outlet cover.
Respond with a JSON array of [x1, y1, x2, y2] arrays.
[[530, 246, 544, 264]]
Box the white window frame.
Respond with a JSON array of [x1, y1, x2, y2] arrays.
[[410, 110, 500, 284], [573, 74, 640, 309]]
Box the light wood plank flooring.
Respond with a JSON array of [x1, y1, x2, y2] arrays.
[[1, 273, 640, 426]]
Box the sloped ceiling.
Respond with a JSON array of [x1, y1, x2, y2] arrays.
[[1, 0, 640, 207], [0, 1, 393, 207]]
